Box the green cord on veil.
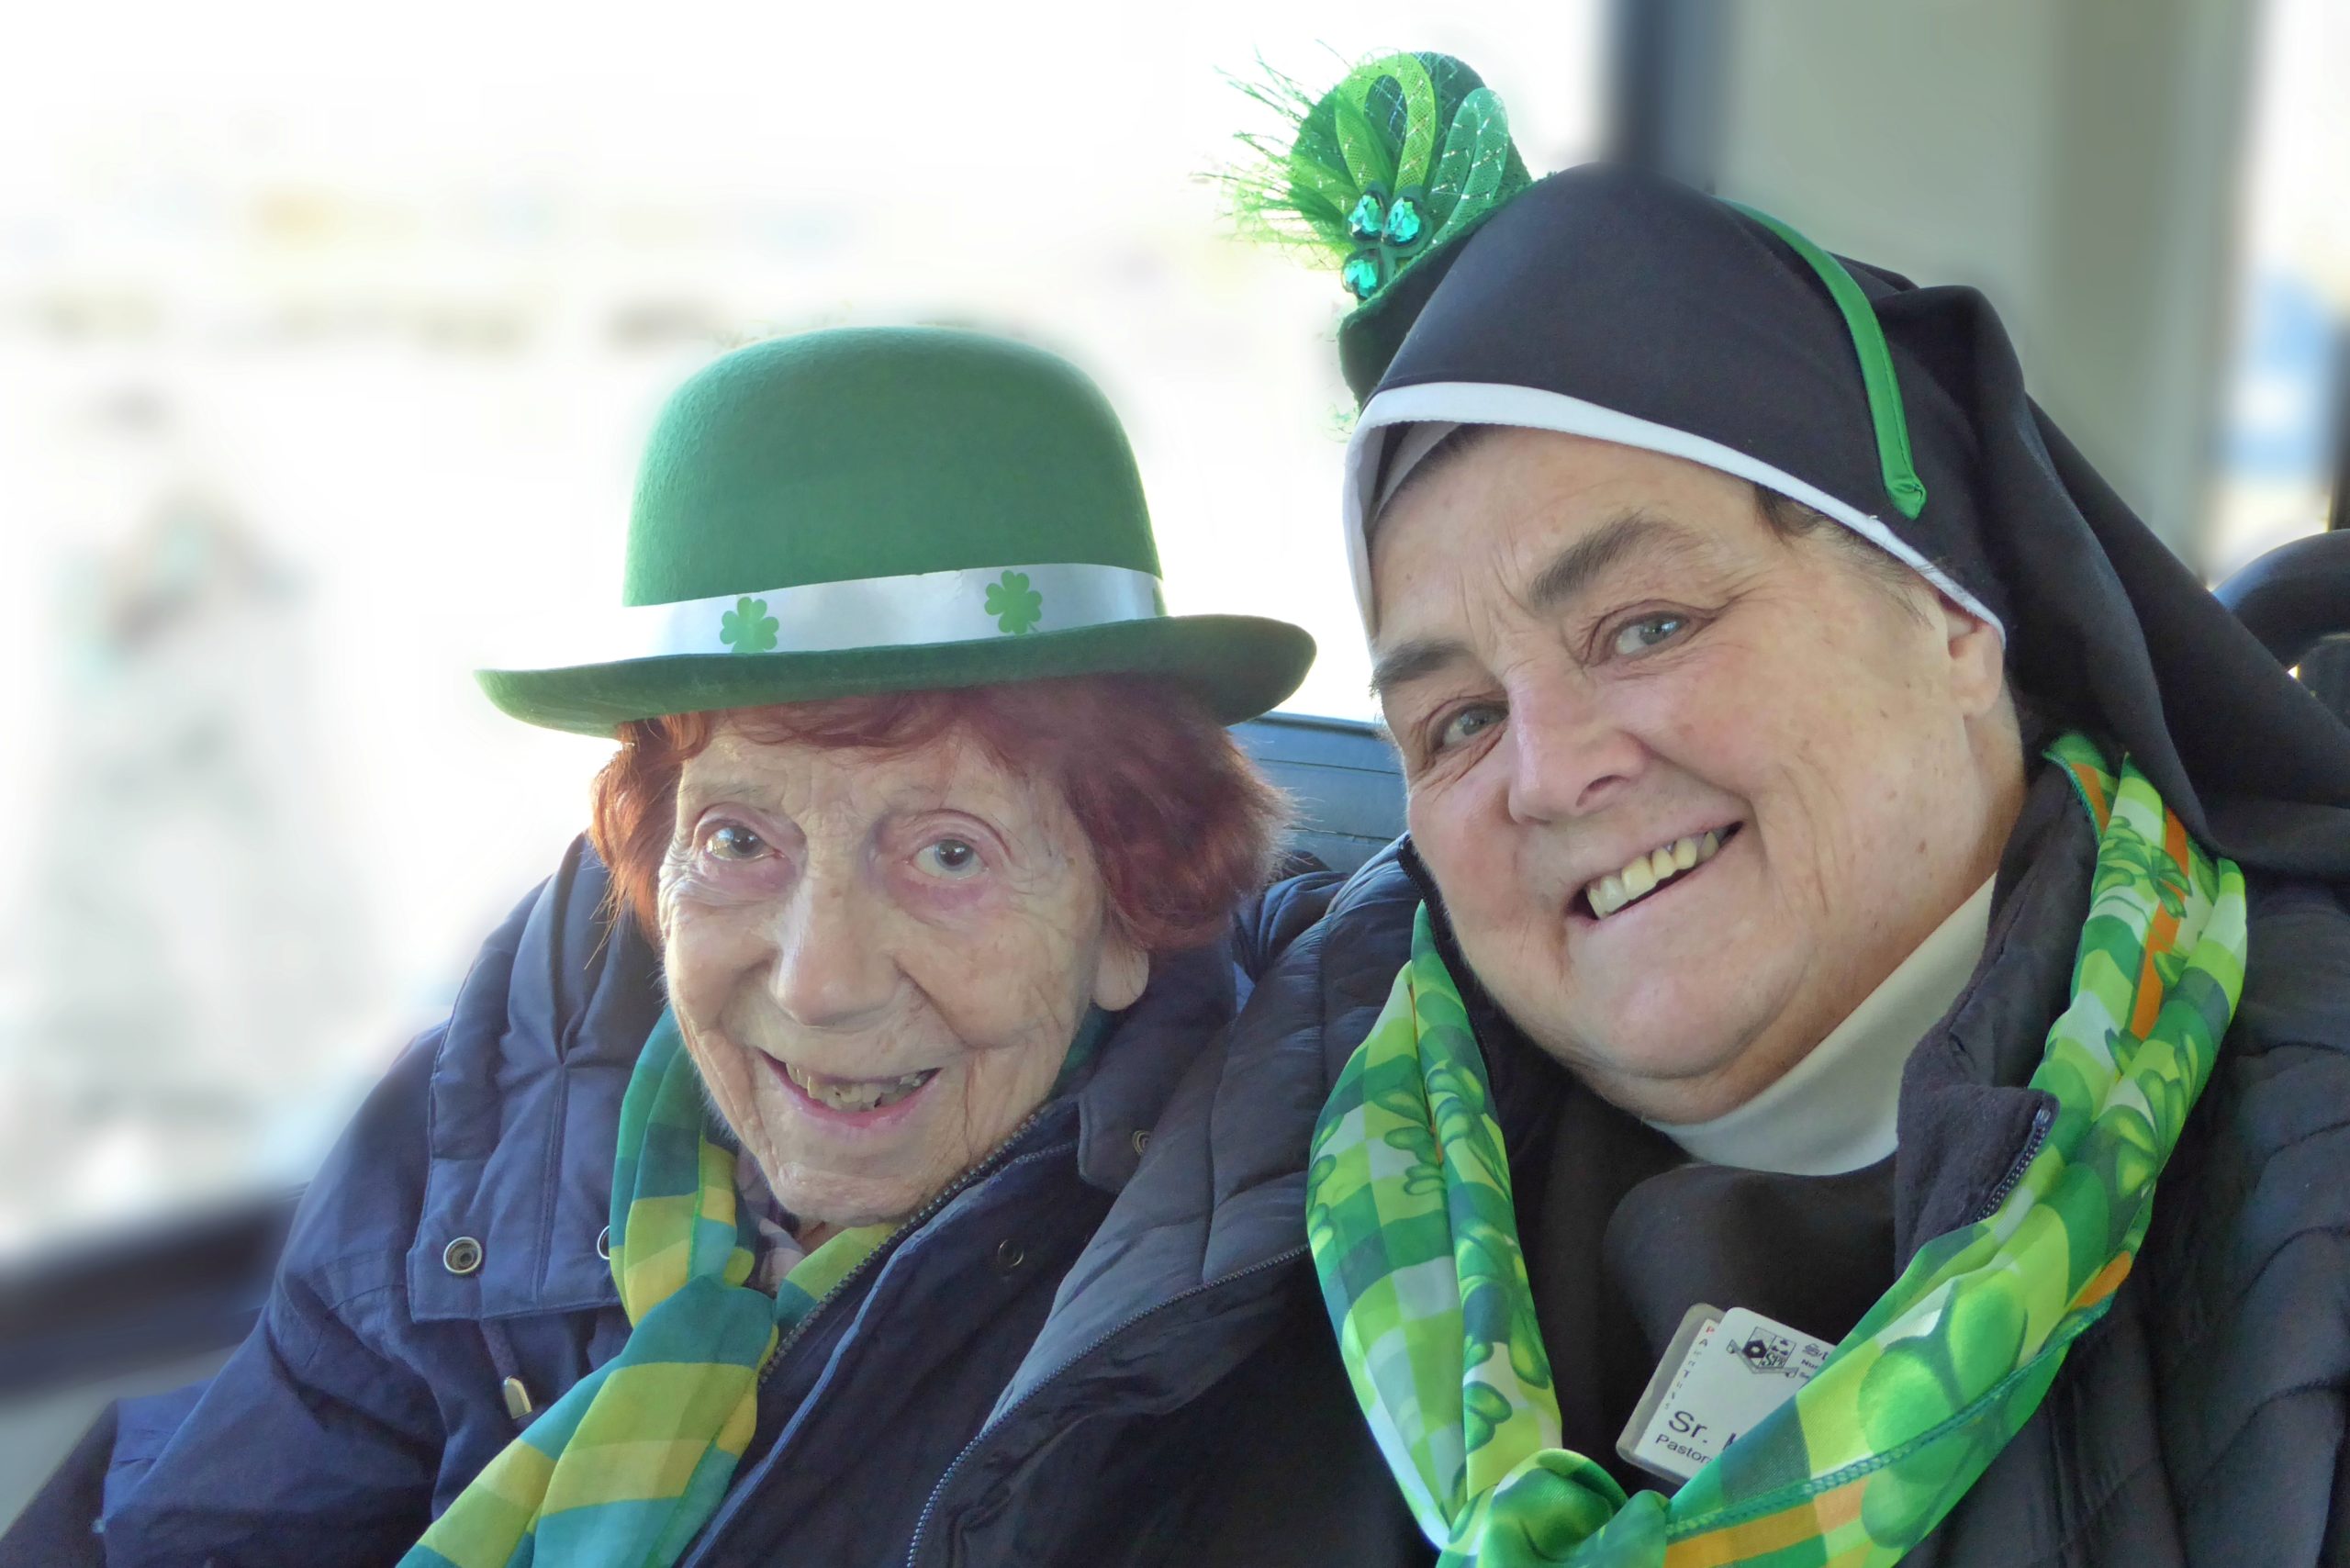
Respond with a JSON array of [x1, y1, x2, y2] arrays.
[[1306, 734, 2247, 1567], [1726, 203, 1930, 522]]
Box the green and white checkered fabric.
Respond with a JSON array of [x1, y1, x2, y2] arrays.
[[401, 1011, 887, 1568]]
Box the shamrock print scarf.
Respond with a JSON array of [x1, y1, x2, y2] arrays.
[[403, 1011, 889, 1568], [1305, 735, 2248, 1566]]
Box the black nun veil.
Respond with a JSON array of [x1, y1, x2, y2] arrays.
[[1233, 72, 2350, 1558], [1337, 162, 2350, 880]]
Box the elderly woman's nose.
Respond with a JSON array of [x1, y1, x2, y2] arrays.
[[1504, 674, 1644, 823], [766, 878, 897, 1029]]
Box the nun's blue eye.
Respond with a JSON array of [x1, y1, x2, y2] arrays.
[[1435, 703, 1505, 753], [1610, 614, 1688, 658]]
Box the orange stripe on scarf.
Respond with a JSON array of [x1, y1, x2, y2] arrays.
[[2070, 1251, 2135, 1314], [2066, 760, 2113, 831], [1665, 1474, 1865, 1568], [2127, 811, 2191, 1038]]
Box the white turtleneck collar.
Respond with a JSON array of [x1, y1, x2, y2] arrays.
[[1646, 877, 1996, 1176]]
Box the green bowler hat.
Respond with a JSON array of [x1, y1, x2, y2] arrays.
[[478, 328, 1315, 734]]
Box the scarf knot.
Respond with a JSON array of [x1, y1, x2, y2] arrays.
[[402, 1014, 888, 1568]]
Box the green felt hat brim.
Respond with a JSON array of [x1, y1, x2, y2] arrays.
[[477, 613, 1316, 736]]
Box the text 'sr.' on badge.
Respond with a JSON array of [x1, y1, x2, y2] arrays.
[[1616, 1304, 1837, 1485]]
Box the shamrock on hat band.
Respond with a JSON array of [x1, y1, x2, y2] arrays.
[[497, 562, 1166, 671]]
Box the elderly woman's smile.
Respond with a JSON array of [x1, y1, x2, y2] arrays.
[[767, 1057, 936, 1117], [660, 723, 1148, 1234]]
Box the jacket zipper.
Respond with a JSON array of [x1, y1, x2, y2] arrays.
[[675, 1106, 1063, 1568], [1969, 1102, 2053, 1224], [755, 1103, 1057, 1387], [903, 1243, 1310, 1568]]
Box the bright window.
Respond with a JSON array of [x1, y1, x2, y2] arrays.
[[0, 6, 1605, 1255], [2210, 0, 2349, 574]]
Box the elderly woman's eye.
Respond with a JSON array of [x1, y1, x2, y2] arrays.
[[916, 837, 984, 879], [1610, 613, 1689, 658], [702, 823, 769, 861], [1434, 703, 1505, 754]]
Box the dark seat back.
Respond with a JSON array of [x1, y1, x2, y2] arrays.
[[2214, 530, 2350, 722], [1232, 712, 1406, 875]]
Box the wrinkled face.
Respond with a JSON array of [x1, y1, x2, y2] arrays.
[[659, 722, 1148, 1230], [1371, 428, 2021, 1124]]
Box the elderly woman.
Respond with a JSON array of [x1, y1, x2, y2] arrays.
[[80, 327, 1383, 1567], [1194, 53, 2350, 1568]]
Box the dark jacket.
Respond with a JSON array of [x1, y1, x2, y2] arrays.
[[1221, 764, 2350, 1566], [75, 837, 1412, 1568], [62, 747, 2350, 1567]]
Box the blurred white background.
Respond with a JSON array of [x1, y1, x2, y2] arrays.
[[0, 0, 2340, 1260], [0, 3, 1610, 1255]]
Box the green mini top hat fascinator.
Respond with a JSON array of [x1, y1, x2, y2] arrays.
[[1235, 51, 1959, 614], [478, 328, 1315, 734], [1230, 51, 1533, 399]]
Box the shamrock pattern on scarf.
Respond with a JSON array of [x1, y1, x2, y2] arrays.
[[1307, 734, 2246, 1567]]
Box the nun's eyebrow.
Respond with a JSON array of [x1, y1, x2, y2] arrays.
[[1523, 509, 1697, 612], [1368, 510, 1711, 701], [1369, 636, 1473, 700]]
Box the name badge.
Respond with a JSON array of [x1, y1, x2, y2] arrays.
[[1616, 1304, 1836, 1485]]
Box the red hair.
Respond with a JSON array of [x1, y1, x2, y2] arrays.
[[588, 676, 1289, 954]]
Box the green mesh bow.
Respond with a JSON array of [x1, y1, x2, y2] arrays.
[[1232, 52, 1532, 306]]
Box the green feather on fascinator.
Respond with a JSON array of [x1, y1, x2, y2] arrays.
[[1230, 51, 1532, 308]]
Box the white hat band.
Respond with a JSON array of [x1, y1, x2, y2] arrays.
[[500, 561, 1166, 672]]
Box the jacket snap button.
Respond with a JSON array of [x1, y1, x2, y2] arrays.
[[442, 1236, 485, 1276], [992, 1238, 1025, 1275], [595, 1225, 611, 1261], [1130, 1128, 1150, 1157]]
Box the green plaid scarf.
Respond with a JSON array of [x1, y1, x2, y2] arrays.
[[403, 1010, 889, 1568], [1307, 735, 2248, 1567]]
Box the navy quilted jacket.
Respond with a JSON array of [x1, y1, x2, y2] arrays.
[[71, 838, 1413, 1568]]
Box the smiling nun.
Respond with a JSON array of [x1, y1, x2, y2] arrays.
[[1213, 51, 2350, 1568]]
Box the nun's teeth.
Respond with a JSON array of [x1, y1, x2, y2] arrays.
[[1594, 874, 1627, 917], [1583, 831, 1730, 920]]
